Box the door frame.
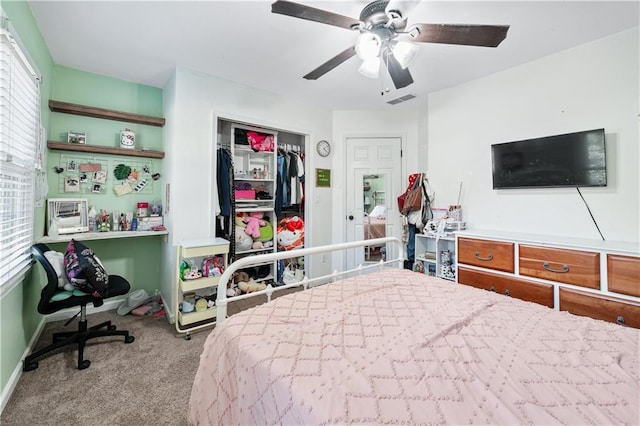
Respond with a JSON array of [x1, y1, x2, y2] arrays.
[[339, 133, 407, 271]]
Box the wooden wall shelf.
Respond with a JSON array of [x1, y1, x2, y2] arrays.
[[47, 141, 165, 159], [49, 100, 165, 127]]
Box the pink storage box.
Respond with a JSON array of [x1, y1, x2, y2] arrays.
[[234, 189, 255, 199]]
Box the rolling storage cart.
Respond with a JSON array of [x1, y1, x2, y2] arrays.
[[175, 238, 229, 339]]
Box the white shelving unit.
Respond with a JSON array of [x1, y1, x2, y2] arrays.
[[415, 233, 456, 281], [229, 123, 278, 282], [175, 237, 229, 339]]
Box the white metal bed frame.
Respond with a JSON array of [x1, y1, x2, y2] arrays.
[[215, 236, 404, 324]]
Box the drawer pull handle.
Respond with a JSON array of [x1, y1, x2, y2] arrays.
[[504, 289, 511, 296], [542, 261, 569, 273], [474, 252, 493, 261], [489, 286, 496, 292]]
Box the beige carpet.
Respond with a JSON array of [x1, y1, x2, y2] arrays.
[[1, 295, 282, 426]]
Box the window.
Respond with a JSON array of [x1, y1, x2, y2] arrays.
[[0, 17, 41, 290]]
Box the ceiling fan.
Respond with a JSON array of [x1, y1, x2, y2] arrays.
[[271, 0, 510, 90]]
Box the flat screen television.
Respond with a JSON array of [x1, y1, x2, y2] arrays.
[[491, 128, 606, 189]]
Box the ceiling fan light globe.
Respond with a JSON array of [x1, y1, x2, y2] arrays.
[[358, 58, 381, 78], [392, 41, 419, 69], [355, 32, 382, 60]]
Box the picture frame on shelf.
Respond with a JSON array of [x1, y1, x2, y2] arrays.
[[67, 131, 87, 144]]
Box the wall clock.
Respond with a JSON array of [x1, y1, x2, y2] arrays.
[[316, 140, 331, 157]]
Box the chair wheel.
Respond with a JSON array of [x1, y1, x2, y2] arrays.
[[78, 360, 91, 370], [108, 324, 117, 331], [23, 360, 38, 372], [125, 335, 135, 344], [184, 333, 191, 341]]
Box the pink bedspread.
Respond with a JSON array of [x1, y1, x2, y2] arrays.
[[189, 269, 639, 425]]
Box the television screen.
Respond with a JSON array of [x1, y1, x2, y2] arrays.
[[491, 129, 606, 189]]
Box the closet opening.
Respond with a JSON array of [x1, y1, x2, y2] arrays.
[[215, 118, 307, 292]]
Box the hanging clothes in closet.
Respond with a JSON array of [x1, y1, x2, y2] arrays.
[[276, 148, 304, 218], [216, 147, 236, 258]]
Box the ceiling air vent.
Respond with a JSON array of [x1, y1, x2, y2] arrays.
[[387, 94, 416, 105]]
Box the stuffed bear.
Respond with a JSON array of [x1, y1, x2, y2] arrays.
[[243, 211, 266, 239], [238, 279, 266, 293], [232, 271, 266, 294]]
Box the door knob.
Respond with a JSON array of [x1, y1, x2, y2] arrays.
[[348, 215, 354, 220]]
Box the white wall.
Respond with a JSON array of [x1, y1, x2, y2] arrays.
[[161, 68, 333, 316], [331, 109, 426, 251], [427, 28, 639, 243]]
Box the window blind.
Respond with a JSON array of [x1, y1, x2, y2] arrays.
[[0, 18, 41, 288]]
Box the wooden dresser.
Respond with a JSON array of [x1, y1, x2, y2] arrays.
[[456, 230, 640, 328]]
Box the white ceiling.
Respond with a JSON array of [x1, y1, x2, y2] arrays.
[[28, 1, 639, 110]]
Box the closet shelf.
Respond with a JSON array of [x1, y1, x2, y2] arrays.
[[47, 141, 165, 159], [49, 100, 166, 127]]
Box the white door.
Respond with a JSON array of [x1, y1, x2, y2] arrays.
[[345, 137, 403, 269]]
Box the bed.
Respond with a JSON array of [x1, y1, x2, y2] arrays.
[[364, 206, 386, 260], [189, 238, 639, 425], [364, 205, 386, 240]]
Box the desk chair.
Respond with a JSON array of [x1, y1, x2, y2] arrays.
[[23, 243, 135, 371]]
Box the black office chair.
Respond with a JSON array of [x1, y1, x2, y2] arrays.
[[23, 243, 135, 371]]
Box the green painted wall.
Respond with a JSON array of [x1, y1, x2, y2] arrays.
[[47, 65, 164, 217], [1, 1, 165, 399]]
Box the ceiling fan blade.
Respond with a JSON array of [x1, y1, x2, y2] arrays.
[[410, 23, 510, 47], [384, 52, 414, 89], [303, 46, 357, 80], [272, 0, 360, 30]]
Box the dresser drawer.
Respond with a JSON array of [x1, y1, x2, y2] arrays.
[[559, 287, 640, 328], [458, 238, 514, 273], [458, 266, 554, 307], [607, 254, 640, 297], [519, 245, 599, 289]]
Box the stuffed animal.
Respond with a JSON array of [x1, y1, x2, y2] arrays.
[[235, 213, 247, 226], [277, 229, 303, 251], [243, 211, 266, 239], [231, 271, 265, 294], [285, 216, 304, 232], [256, 220, 274, 242], [235, 225, 253, 251], [226, 272, 245, 297], [238, 279, 266, 293], [226, 284, 240, 297]]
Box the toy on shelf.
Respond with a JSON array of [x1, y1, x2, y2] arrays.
[[180, 260, 202, 280], [243, 211, 266, 238]]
